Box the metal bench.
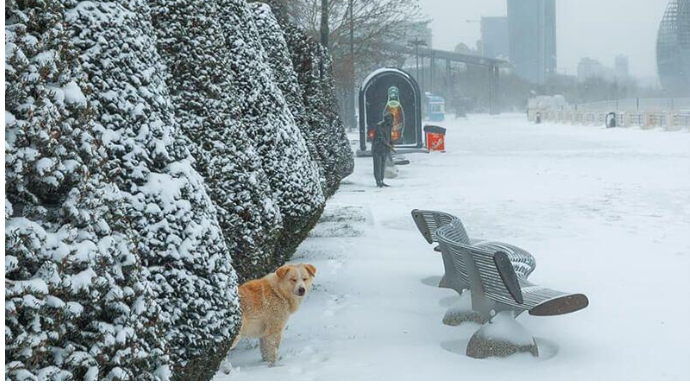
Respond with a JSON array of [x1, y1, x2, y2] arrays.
[[411, 209, 536, 292], [436, 218, 589, 358]]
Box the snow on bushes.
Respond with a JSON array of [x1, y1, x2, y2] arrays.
[[5, 0, 168, 380], [318, 47, 356, 186], [64, 0, 240, 379], [6, 0, 353, 380], [148, 0, 283, 283], [255, 0, 354, 197], [249, 2, 327, 193], [216, 0, 326, 262]]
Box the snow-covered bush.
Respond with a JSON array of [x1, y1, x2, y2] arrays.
[[249, 3, 327, 193], [148, 0, 284, 283], [6, 0, 353, 379], [318, 46, 356, 187], [64, 0, 240, 379], [270, 14, 355, 196], [5, 0, 168, 380], [216, 0, 326, 262]]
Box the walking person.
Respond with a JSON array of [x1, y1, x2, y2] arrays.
[[372, 112, 395, 187]]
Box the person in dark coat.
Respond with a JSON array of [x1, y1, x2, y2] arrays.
[[372, 112, 395, 187]]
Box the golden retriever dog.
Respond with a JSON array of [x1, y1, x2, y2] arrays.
[[231, 263, 317, 365]]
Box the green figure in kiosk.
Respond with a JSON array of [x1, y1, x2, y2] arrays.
[[383, 86, 405, 144]]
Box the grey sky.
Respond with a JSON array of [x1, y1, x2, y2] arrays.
[[418, 0, 669, 80]]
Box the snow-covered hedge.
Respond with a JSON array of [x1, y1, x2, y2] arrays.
[[216, 0, 326, 264], [64, 0, 241, 379], [5, 0, 351, 380], [254, 0, 354, 197], [148, 0, 284, 283], [6, 0, 170, 380], [249, 3, 328, 193]]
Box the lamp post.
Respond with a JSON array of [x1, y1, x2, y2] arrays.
[[408, 38, 427, 92], [348, 0, 356, 127], [320, 0, 329, 48]]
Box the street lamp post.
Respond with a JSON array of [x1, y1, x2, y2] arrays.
[[320, 0, 329, 48], [349, 0, 356, 128], [408, 38, 427, 91]]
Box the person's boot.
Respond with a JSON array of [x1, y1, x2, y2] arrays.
[[381, 182, 390, 187]]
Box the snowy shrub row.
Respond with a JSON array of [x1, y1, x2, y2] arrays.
[[252, 0, 355, 197], [5, 0, 352, 381]]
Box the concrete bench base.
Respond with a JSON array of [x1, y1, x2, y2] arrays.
[[466, 333, 539, 359], [442, 293, 487, 326], [466, 312, 539, 359], [443, 309, 488, 326]]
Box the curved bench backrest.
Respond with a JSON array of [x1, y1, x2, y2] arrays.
[[437, 219, 524, 306], [411, 209, 468, 244], [435, 219, 473, 286], [459, 243, 524, 306]]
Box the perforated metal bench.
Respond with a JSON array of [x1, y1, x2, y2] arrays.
[[411, 209, 536, 293], [436, 219, 589, 357], [436, 218, 589, 319]]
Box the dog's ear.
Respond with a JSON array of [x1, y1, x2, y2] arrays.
[[276, 265, 290, 279], [304, 264, 317, 277]]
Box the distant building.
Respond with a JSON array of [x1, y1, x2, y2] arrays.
[[657, 0, 690, 96], [507, 0, 557, 84], [578, 58, 611, 81], [481, 17, 509, 60], [614, 55, 630, 79], [577, 57, 623, 82]]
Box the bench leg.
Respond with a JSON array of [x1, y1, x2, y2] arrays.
[[438, 274, 448, 289], [443, 291, 488, 326], [466, 311, 539, 359]]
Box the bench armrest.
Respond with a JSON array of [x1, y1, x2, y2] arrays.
[[493, 252, 524, 304]]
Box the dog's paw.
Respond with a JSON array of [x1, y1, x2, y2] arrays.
[[219, 359, 234, 374]]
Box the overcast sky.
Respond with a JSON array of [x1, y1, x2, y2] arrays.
[[417, 0, 670, 80]]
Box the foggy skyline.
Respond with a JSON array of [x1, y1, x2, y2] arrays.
[[418, 0, 670, 82]]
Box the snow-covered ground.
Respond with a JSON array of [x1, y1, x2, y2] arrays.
[[216, 115, 690, 380]]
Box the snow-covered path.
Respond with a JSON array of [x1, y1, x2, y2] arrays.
[[215, 115, 690, 380]]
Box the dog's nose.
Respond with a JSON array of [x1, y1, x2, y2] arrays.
[[297, 287, 306, 296]]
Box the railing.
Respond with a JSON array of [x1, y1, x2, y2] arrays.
[[573, 98, 690, 113], [530, 98, 690, 130]]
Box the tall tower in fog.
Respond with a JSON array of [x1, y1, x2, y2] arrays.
[[657, 0, 690, 96], [507, 0, 557, 84]]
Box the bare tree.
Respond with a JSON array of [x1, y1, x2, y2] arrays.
[[276, 0, 425, 126]]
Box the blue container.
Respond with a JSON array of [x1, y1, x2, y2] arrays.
[[426, 94, 445, 122]]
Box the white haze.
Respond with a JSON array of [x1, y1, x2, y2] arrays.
[[418, 0, 670, 81]]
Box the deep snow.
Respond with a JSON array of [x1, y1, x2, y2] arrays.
[[216, 114, 690, 380]]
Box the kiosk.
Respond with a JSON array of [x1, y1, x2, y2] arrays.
[[358, 68, 423, 155]]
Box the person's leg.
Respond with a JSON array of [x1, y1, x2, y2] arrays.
[[373, 152, 382, 186], [378, 154, 388, 186], [380, 153, 390, 187]]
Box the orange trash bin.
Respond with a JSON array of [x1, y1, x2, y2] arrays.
[[424, 125, 446, 152]]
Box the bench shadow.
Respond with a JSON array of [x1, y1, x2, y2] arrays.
[[438, 295, 460, 307], [421, 275, 442, 287]]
